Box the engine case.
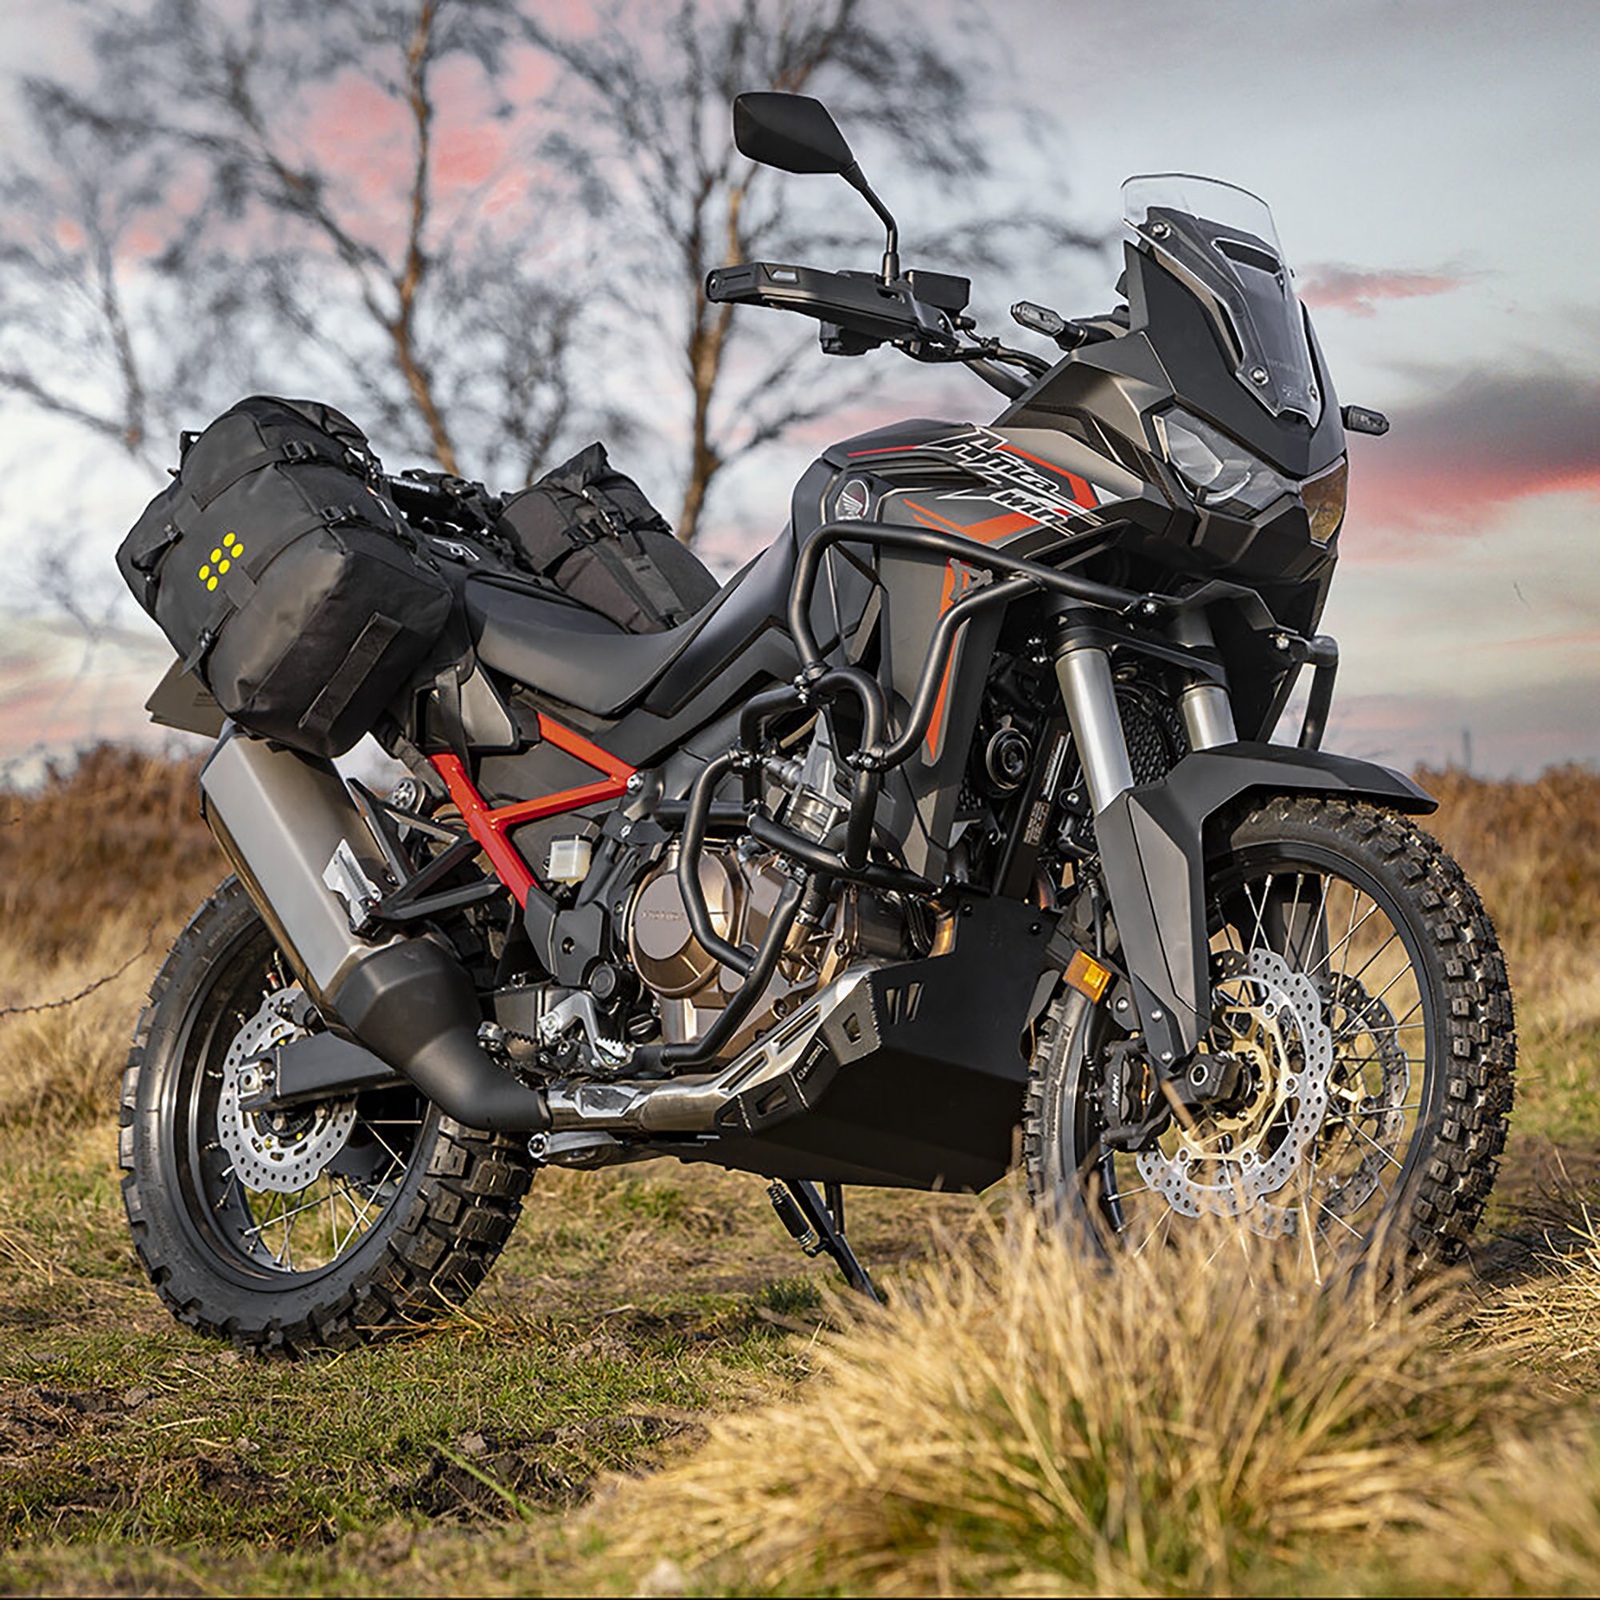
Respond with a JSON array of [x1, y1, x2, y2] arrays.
[[626, 843, 823, 1051]]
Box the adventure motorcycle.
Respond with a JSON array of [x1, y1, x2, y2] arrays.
[[118, 94, 1514, 1349]]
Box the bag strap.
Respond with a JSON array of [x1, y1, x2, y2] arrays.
[[298, 614, 404, 743], [127, 518, 184, 609], [576, 492, 687, 626], [189, 440, 308, 510], [430, 658, 472, 765]]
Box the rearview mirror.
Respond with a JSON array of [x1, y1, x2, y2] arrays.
[[733, 92, 854, 175]]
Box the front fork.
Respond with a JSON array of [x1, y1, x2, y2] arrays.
[[1052, 611, 1237, 1068]]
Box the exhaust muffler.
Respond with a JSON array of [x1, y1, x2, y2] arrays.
[[199, 726, 549, 1132]]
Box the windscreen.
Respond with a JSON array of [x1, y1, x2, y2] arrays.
[[1122, 174, 1320, 424]]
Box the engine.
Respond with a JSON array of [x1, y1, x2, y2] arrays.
[[622, 720, 924, 1054], [625, 844, 830, 1051]]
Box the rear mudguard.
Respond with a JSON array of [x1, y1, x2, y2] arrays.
[[1090, 742, 1435, 1061]]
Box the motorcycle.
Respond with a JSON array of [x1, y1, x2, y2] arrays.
[[118, 93, 1514, 1350]]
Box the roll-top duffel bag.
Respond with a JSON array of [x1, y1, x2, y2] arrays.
[[493, 442, 718, 632], [116, 396, 453, 758]]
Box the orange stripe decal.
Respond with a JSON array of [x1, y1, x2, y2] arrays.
[[962, 510, 1037, 544], [1000, 444, 1096, 507], [903, 499, 1039, 544], [924, 561, 977, 759], [904, 498, 965, 533]]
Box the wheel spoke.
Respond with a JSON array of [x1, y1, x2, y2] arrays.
[[1307, 899, 1383, 979], [1341, 1117, 1406, 1170], [359, 1119, 410, 1172], [337, 1173, 387, 1243], [1134, 1202, 1174, 1255], [333, 1179, 362, 1258], [1316, 1200, 1364, 1239], [1244, 873, 1275, 956], [239, 1185, 340, 1243]]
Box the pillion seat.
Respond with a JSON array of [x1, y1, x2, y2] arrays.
[[463, 533, 798, 719]]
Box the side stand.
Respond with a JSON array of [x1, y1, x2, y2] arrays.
[[767, 1178, 882, 1303]]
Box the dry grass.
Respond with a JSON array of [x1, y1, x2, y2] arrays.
[[0, 745, 220, 1130], [0, 743, 215, 966], [1469, 1209, 1600, 1377], [1421, 764, 1600, 1033], [2, 748, 1599, 1595], [599, 1216, 1526, 1596], [0, 929, 150, 1130]]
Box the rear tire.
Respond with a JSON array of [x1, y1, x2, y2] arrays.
[[119, 878, 535, 1352], [1024, 797, 1515, 1266]]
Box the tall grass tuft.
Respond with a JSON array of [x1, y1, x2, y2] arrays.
[[1470, 1208, 1600, 1372], [0, 912, 157, 1129], [603, 1217, 1519, 1596]]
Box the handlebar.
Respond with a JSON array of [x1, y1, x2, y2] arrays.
[[706, 262, 1115, 401], [706, 261, 958, 353]]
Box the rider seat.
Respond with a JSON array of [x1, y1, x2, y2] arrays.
[[463, 533, 798, 718]]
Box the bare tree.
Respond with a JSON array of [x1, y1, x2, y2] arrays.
[[0, 0, 595, 487], [523, 0, 1101, 545], [0, 0, 1099, 566]]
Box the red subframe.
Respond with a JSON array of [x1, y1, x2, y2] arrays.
[[429, 716, 636, 906]]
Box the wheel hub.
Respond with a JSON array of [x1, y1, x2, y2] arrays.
[[216, 990, 357, 1194], [1135, 948, 1334, 1233]]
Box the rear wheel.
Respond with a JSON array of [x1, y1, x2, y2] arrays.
[[1025, 797, 1515, 1266], [120, 878, 535, 1352]]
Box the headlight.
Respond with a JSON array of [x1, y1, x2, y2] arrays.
[[1152, 408, 1295, 515], [1300, 456, 1347, 545]]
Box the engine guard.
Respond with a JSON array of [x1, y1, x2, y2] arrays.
[[1091, 740, 1435, 1063]]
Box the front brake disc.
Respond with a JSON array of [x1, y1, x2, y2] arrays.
[[1135, 948, 1334, 1233]]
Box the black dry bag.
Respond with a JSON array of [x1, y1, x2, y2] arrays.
[[117, 396, 452, 757]]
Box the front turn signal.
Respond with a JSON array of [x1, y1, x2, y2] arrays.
[[1065, 949, 1114, 1004]]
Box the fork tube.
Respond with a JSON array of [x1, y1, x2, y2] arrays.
[[1053, 642, 1134, 813], [1172, 610, 1238, 751]]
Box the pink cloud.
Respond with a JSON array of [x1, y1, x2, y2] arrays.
[[1344, 368, 1600, 541], [1300, 263, 1466, 318]]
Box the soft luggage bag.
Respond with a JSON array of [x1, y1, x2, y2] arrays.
[[117, 396, 453, 758], [494, 442, 718, 631]]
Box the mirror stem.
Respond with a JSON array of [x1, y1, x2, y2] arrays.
[[843, 163, 900, 284]]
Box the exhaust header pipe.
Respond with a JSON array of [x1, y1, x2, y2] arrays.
[[199, 727, 549, 1133]]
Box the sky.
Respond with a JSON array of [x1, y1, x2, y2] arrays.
[[0, 0, 1596, 782]]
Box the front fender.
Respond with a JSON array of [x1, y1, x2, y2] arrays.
[[1092, 742, 1434, 1060]]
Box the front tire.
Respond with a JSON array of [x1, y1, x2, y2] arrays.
[[1025, 796, 1515, 1265], [119, 878, 536, 1352]]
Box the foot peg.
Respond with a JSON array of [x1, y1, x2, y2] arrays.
[[767, 1179, 881, 1302]]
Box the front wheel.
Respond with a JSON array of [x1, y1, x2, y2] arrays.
[[120, 878, 536, 1352], [1024, 796, 1515, 1265]]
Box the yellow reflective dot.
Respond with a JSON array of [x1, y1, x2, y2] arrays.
[[206, 577, 219, 591], [210, 548, 223, 563], [218, 558, 231, 573], [233, 543, 244, 558], [198, 565, 210, 580], [224, 532, 239, 549]]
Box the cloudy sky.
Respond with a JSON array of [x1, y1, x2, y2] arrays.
[[1, 0, 1596, 781]]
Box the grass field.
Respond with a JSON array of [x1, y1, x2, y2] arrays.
[[2, 747, 1599, 1595]]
